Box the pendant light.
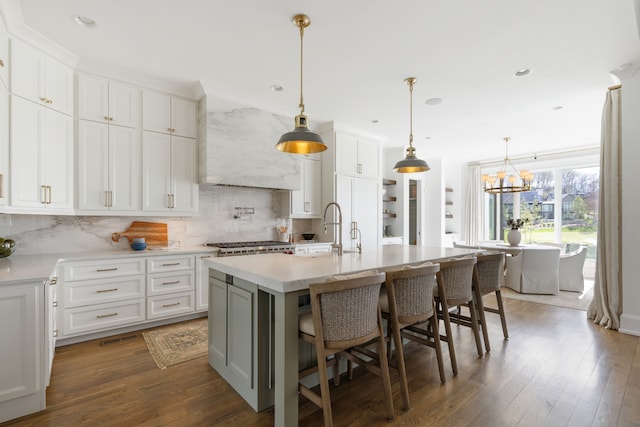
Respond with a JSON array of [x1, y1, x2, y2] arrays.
[[275, 14, 326, 154], [481, 137, 534, 193], [393, 77, 430, 173]]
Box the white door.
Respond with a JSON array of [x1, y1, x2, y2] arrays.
[[109, 126, 140, 211], [335, 132, 359, 175], [44, 58, 73, 116], [77, 75, 109, 123], [357, 138, 380, 178], [142, 131, 172, 211], [109, 82, 139, 128], [305, 158, 321, 216], [171, 97, 197, 138], [142, 90, 171, 134], [335, 174, 354, 251], [77, 120, 110, 210], [42, 109, 73, 209], [171, 135, 198, 212], [10, 39, 45, 105], [353, 177, 379, 250], [0, 82, 8, 206], [10, 96, 44, 208]]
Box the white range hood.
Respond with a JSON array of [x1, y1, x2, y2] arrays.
[[200, 107, 301, 190]]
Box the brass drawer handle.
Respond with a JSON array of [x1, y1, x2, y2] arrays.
[[0, 59, 4, 67], [162, 302, 181, 308], [161, 281, 180, 285], [161, 262, 180, 267], [96, 288, 118, 293], [96, 312, 118, 318], [96, 267, 118, 272], [200, 255, 212, 259]]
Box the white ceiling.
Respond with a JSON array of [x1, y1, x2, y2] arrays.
[[5, 0, 640, 163]]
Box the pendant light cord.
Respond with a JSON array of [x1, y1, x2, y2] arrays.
[[299, 25, 305, 114]]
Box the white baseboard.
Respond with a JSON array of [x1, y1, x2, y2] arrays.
[[619, 312, 640, 336]]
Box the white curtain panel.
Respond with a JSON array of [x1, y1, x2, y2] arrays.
[[463, 164, 483, 246], [587, 86, 622, 329]]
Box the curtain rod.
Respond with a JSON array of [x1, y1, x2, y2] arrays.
[[471, 145, 600, 167]]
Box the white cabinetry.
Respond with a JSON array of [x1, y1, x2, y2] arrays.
[[10, 95, 73, 211], [77, 120, 140, 212], [287, 155, 321, 218], [60, 258, 146, 337], [0, 280, 46, 423], [142, 132, 198, 213], [142, 90, 196, 138], [45, 273, 58, 386], [334, 131, 380, 178], [336, 174, 380, 251], [294, 243, 332, 255], [146, 255, 195, 319], [0, 79, 8, 207], [78, 74, 140, 128], [0, 19, 8, 87], [10, 38, 73, 116]]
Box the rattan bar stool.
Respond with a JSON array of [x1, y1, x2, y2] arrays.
[[450, 252, 506, 353], [434, 256, 482, 375], [298, 271, 395, 427], [473, 251, 508, 350], [380, 262, 445, 411]]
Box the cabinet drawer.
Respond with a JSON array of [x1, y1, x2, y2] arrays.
[[147, 291, 195, 319], [147, 255, 194, 273], [63, 258, 146, 281], [63, 298, 145, 336], [64, 275, 146, 308], [148, 271, 194, 296]]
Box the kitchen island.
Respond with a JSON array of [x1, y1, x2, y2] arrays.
[[204, 245, 476, 427]]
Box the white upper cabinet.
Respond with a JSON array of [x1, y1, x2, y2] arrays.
[[0, 82, 7, 208], [10, 95, 73, 211], [142, 132, 198, 213], [335, 131, 380, 178], [0, 18, 8, 87], [142, 90, 196, 138], [77, 121, 140, 212], [78, 74, 140, 128], [10, 38, 73, 116], [289, 156, 321, 218]]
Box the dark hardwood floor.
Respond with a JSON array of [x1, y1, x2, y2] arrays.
[[3, 297, 639, 427]]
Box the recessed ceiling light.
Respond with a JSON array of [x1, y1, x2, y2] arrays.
[[270, 84, 284, 92], [514, 68, 532, 77], [424, 136, 432, 140], [425, 98, 442, 106], [552, 105, 563, 110], [72, 15, 96, 28], [371, 119, 379, 124]]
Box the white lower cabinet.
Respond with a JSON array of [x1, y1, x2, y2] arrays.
[[58, 253, 208, 342], [0, 280, 46, 423]]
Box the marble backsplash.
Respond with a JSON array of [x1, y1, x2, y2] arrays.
[[0, 186, 320, 256]]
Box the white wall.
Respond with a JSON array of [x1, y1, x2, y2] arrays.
[[618, 64, 640, 336]]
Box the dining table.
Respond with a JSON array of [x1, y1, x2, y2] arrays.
[[204, 244, 477, 427]]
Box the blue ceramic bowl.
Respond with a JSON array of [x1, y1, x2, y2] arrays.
[[130, 242, 147, 251]]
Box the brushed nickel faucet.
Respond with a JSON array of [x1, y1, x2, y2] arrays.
[[323, 202, 343, 255]]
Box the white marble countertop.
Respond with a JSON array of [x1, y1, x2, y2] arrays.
[[0, 246, 217, 285], [204, 245, 477, 293]]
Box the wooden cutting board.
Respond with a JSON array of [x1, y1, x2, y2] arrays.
[[111, 221, 168, 247]]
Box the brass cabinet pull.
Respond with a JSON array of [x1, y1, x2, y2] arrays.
[[46, 186, 52, 204], [162, 302, 180, 308], [0, 59, 4, 67], [96, 288, 118, 293], [41, 185, 46, 203], [108, 190, 113, 207], [96, 312, 118, 318], [104, 116, 109, 121], [52, 301, 58, 308], [104, 190, 109, 207], [96, 267, 118, 272], [200, 255, 212, 259], [161, 281, 180, 285], [161, 262, 180, 267], [49, 277, 57, 285], [53, 329, 58, 337]]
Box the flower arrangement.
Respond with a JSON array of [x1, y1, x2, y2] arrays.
[[506, 218, 528, 230]]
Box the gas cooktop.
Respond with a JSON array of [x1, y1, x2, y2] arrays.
[[206, 240, 290, 249]]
